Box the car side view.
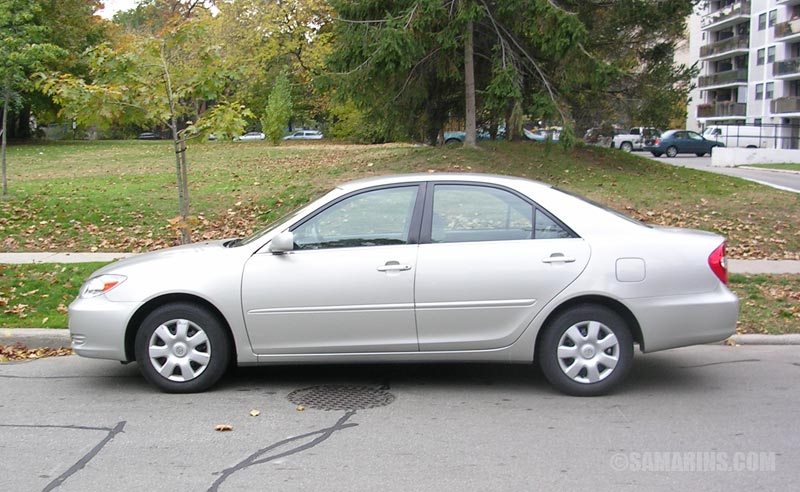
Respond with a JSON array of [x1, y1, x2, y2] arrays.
[[645, 130, 725, 157], [69, 174, 739, 396]]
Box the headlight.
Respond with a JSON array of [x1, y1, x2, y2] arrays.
[[79, 274, 127, 298]]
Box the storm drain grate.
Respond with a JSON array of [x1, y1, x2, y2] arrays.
[[287, 385, 395, 411]]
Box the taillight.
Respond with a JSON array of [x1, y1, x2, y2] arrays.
[[708, 242, 728, 284], [654, 138, 661, 145]]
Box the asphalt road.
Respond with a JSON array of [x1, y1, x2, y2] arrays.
[[2, 345, 799, 492], [644, 153, 800, 193]]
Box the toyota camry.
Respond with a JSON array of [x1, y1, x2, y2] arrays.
[[69, 174, 739, 396]]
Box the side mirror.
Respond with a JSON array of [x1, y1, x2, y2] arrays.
[[268, 231, 295, 253]]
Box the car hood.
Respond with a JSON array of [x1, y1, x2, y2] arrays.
[[91, 239, 235, 276]]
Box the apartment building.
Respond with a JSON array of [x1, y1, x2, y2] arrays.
[[689, 0, 800, 148]]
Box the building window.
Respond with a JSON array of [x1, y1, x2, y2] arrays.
[[754, 118, 762, 126], [757, 48, 765, 66], [768, 46, 776, 64], [766, 82, 774, 100], [755, 83, 764, 100], [768, 10, 777, 28], [758, 13, 766, 31]]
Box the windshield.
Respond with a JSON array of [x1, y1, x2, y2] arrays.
[[232, 189, 337, 247], [555, 188, 652, 228]]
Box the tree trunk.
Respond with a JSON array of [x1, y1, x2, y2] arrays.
[[2, 86, 8, 196], [162, 43, 191, 244], [464, 19, 477, 148]]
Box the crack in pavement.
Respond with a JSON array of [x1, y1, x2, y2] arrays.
[[206, 411, 358, 492], [0, 421, 126, 491], [680, 359, 760, 369]]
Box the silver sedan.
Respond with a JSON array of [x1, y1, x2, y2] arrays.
[[69, 174, 738, 396]]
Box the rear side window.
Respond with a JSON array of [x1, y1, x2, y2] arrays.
[[430, 184, 574, 243]]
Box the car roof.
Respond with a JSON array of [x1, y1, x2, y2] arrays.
[[335, 173, 552, 192]]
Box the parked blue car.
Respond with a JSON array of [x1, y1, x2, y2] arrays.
[[645, 130, 725, 158]]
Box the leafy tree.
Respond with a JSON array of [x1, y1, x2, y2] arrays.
[[328, 0, 696, 145], [41, 13, 246, 243], [0, 0, 64, 195], [262, 71, 293, 144]]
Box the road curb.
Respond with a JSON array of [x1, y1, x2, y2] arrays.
[[1, 329, 799, 349], [0, 329, 70, 349]]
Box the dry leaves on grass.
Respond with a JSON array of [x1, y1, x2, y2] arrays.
[[0, 344, 72, 362]]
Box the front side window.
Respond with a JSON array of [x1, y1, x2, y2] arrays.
[[293, 186, 418, 249], [688, 131, 704, 141]]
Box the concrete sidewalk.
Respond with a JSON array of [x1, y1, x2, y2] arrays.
[[2, 253, 799, 274]]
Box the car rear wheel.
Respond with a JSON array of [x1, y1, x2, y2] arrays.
[[134, 303, 231, 393], [651, 152, 662, 157], [695, 152, 705, 157], [665, 146, 678, 158], [538, 305, 633, 396], [620, 142, 633, 152]]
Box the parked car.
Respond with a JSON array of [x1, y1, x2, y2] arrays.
[[524, 128, 560, 143], [236, 132, 265, 141], [283, 130, 324, 140], [645, 130, 725, 157], [443, 128, 504, 144], [137, 132, 161, 140], [69, 174, 738, 396], [611, 127, 661, 152]]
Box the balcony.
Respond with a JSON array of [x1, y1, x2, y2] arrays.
[[699, 36, 749, 59], [775, 19, 800, 42], [697, 102, 747, 118], [774, 58, 800, 78], [702, 1, 751, 30], [771, 96, 800, 113], [698, 69, 748, 88]]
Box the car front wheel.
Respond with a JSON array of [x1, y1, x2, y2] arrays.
[[620, 142, 633, 152], [134, 303, 231, 393], [538, 305, 633, 396]]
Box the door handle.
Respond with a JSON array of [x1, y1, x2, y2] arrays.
[[377, 261, 412, 272], [542, 254, 576, 264]]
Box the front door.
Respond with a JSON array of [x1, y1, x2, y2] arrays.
[[241, 185, 422, 354]]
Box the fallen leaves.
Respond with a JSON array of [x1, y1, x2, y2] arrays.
[[214, 425, 233, 432], [249, 409, 260, 417], [0, 344, 72, 362]]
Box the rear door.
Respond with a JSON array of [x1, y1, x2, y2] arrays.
[[414, 183, 590, 351]]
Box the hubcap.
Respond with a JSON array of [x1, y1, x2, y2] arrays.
[[148, 318, 211, 382], [556, 321, 619, 384]]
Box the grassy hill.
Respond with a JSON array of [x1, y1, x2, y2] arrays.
[[1, 140, 797, 259]]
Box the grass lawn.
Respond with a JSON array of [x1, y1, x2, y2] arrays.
[[0, 140, 798, 259], [745, 163, 800, 172], [1, 263, 796, 333], [729, 274, 800, 335], [0, 262, 108, 328]]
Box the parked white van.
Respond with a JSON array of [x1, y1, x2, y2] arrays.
[[703, 125, 775, 149]]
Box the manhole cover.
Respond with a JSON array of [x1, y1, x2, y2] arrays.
[[287, 385, 395, 411]]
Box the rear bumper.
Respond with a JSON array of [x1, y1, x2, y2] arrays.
[[628, 285, 739, 353]]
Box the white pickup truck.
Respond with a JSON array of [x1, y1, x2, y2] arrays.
[[611, 127, 661, 152]]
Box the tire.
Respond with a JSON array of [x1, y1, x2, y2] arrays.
[[538, 305, 633, 396], [665, 146, 678, 158], [445, 138, 462, 147], [695, 152, 705, 157], [651, 152, 662, 157], [134, 303, 231, 393], [620, 141, 633, 153]]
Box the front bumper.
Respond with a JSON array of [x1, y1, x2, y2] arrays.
[[68, 296, 142, 361]]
